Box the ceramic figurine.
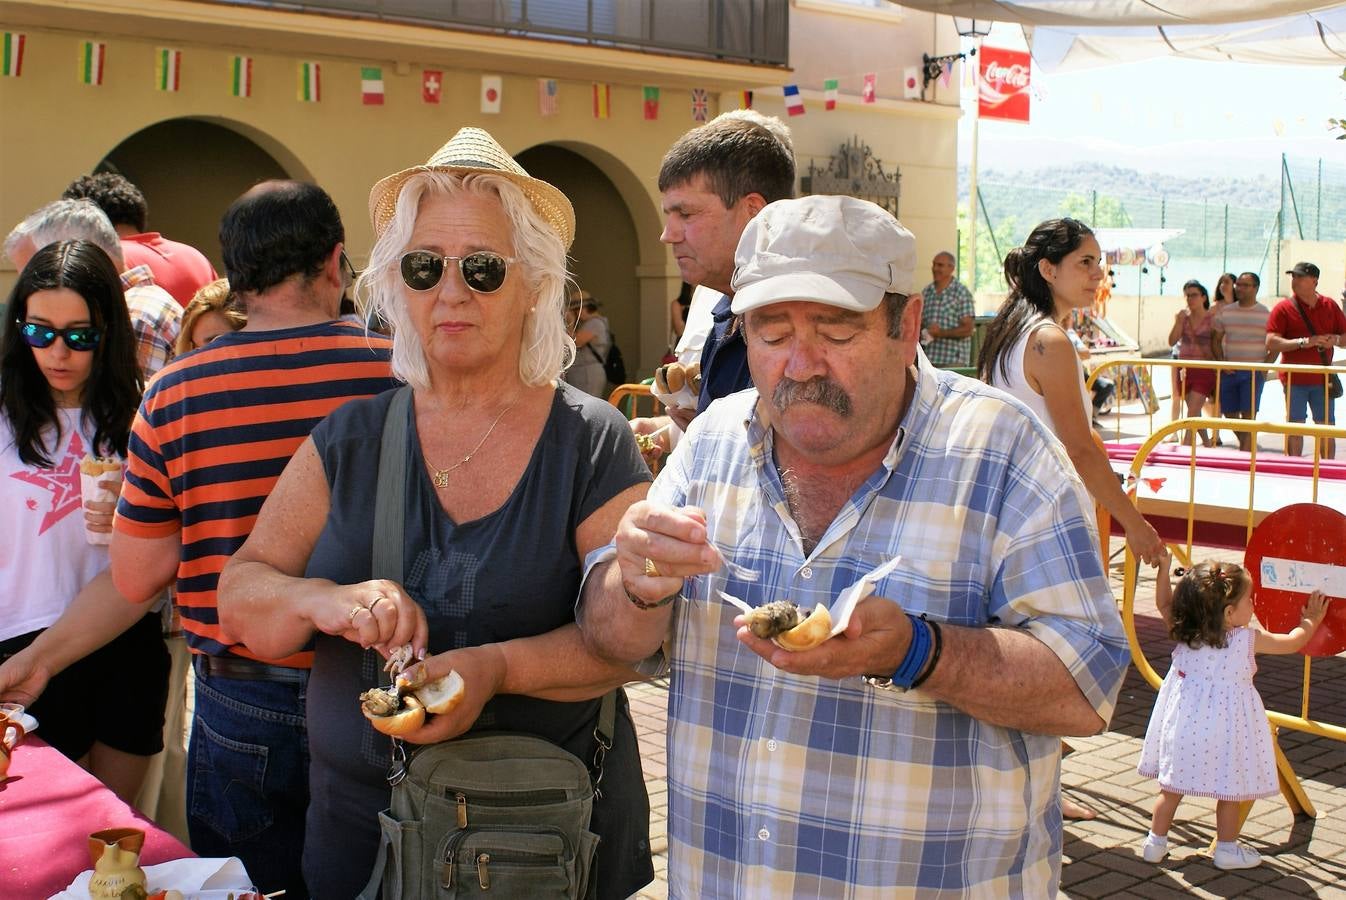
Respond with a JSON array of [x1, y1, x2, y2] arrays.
[[87, 828, 147, 900]]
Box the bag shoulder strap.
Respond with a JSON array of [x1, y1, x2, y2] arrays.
[[357, 387, 412, 900], [1291, 299, 1333, 366], [373, 385, 412, 583]]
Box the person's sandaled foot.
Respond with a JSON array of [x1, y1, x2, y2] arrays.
[[1061, 796, 1097, 820]]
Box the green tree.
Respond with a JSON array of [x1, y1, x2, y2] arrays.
[[1331, 66, 1346, 138], [1059, 192, 1131, 227], [957, 203, 1021, 295]]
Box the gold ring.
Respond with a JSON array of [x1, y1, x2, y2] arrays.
[[644, 558, 660, 578], [368, 595, 387, 611], [348, 604, 365, 623]]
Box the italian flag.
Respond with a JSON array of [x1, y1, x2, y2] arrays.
[[230, 55, 252, 98], [155, 48, 181, 92], [361, 66, 384, 105], [642, 86, 659, 121], [823, 78, 838, 110], [79, 40, 105, 86], [297, 61, 320, 102], [2, 32, 25, 78]]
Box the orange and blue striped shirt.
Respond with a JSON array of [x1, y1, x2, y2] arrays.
[[115, 321, 396, 667]]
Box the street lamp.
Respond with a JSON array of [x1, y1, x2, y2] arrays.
[[952, 17, 993, 39]]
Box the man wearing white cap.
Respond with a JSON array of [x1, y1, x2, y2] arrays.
[[580, 195, 1128, 896]]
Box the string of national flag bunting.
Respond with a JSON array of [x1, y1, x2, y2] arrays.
[[0, 32, 919, 117]]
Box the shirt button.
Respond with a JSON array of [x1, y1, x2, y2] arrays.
[[800, 566, 813, 579], [757, 827, 770, 841], [766, 739, 778, 751]]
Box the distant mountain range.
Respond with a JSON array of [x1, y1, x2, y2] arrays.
[[958, 162, 1281, 211]]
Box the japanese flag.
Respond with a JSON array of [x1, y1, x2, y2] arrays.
[[481, 75, 502, 114]]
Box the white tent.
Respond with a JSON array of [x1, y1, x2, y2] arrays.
[[894, 1, 1346, 70]]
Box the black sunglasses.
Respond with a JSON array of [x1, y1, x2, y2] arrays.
[[399, 250, 515, 294], [17, 321, 102, 352]]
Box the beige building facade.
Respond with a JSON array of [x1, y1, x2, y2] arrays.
[[1, 0, 961, 375]]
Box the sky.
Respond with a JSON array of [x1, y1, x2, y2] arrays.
[[957, 22, 1346, 179]]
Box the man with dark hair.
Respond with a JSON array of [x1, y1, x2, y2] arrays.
[[633, 110, 795, 453], [581, 195, 1127, 896], [1267, 261, 1345, 458], [1211, 271, 1272, 451], [64, 172, 217, 306], [111, 180, 396, 896]]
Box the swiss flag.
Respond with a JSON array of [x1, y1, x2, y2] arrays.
[[422, 70, 442, 104]]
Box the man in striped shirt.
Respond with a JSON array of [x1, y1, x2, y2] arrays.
[[112, 182, 395, 897], [581, 196, 1128, 897], [1211, 271, 1272, 451]]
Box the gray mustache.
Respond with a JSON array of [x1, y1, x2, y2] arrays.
[[772, 376, 852, 417]]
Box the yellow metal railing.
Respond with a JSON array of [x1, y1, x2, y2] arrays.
[[607, 382, 662, 421], [1118, 417, 1346, 827], [1086, 357, 1344, 443]]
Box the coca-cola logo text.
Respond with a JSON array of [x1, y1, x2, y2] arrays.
[[983, 62, 1029, 90]]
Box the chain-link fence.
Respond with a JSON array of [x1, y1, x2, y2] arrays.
[[961, 154, 1345, 299]]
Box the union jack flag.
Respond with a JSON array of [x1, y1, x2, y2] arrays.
[[691, 87, 708, 122]]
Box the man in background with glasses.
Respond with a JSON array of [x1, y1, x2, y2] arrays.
[[110, 180, 396, 897]]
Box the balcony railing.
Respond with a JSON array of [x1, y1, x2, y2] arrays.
[[217, 1, 789, 67]]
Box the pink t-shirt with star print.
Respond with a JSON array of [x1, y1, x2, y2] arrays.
[[2, 407, 113, 641]]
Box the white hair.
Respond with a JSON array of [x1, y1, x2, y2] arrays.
[[16, 199, 125, 269], [356, 172, 573, 391]]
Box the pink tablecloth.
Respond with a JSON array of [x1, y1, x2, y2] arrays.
[[0, 737, 193, 898]]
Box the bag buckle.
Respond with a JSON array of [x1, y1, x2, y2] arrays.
[[386, 737, 408, 787], [590, 724, 613, 799]]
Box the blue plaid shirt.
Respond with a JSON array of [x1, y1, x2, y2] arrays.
[[920, 279, 975, 367], [628, 353, 1127, 898]]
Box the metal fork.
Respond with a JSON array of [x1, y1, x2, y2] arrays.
[[717, 552, 760, 583]]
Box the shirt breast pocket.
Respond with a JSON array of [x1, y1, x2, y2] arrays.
[[861, 554, 988, 627]]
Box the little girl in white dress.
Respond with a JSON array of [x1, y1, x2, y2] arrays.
[[1137, 552, 1328, 869]]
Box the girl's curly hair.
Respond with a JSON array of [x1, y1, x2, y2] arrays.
[[1170, 561, 1251, 649]]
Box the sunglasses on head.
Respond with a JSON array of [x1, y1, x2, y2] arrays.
[[17, 321, 102, 352], [399, 250, 515, 294]]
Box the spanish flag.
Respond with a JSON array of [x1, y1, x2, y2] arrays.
[[592, 82, 610, 119]]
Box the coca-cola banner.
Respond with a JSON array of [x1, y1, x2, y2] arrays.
[[978, 45, 1031, 123]]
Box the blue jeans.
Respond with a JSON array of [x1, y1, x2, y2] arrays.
[[187, 662, 309, 898], [1287, 382, 1336, 425]]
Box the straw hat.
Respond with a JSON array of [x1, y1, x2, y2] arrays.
[[368, 127, 576, 248]]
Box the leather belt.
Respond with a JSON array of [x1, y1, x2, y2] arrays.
[[194, 653, 307, 684]]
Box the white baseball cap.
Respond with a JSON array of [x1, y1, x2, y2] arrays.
[[730, 195, 916, 315]]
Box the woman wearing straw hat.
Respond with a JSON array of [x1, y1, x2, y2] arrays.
[[218, 128, 654, 897]]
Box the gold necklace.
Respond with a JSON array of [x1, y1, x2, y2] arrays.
[[428, 398, 520, 488]]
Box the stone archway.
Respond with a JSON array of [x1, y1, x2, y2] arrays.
[[517, 142, 671, 379], [96, 118, 299, 272]]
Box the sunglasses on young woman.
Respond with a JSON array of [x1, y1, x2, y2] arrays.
[[17, 321, 102, 351]]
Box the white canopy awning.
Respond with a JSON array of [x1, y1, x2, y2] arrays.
[[895, 2, 1346, 69]]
